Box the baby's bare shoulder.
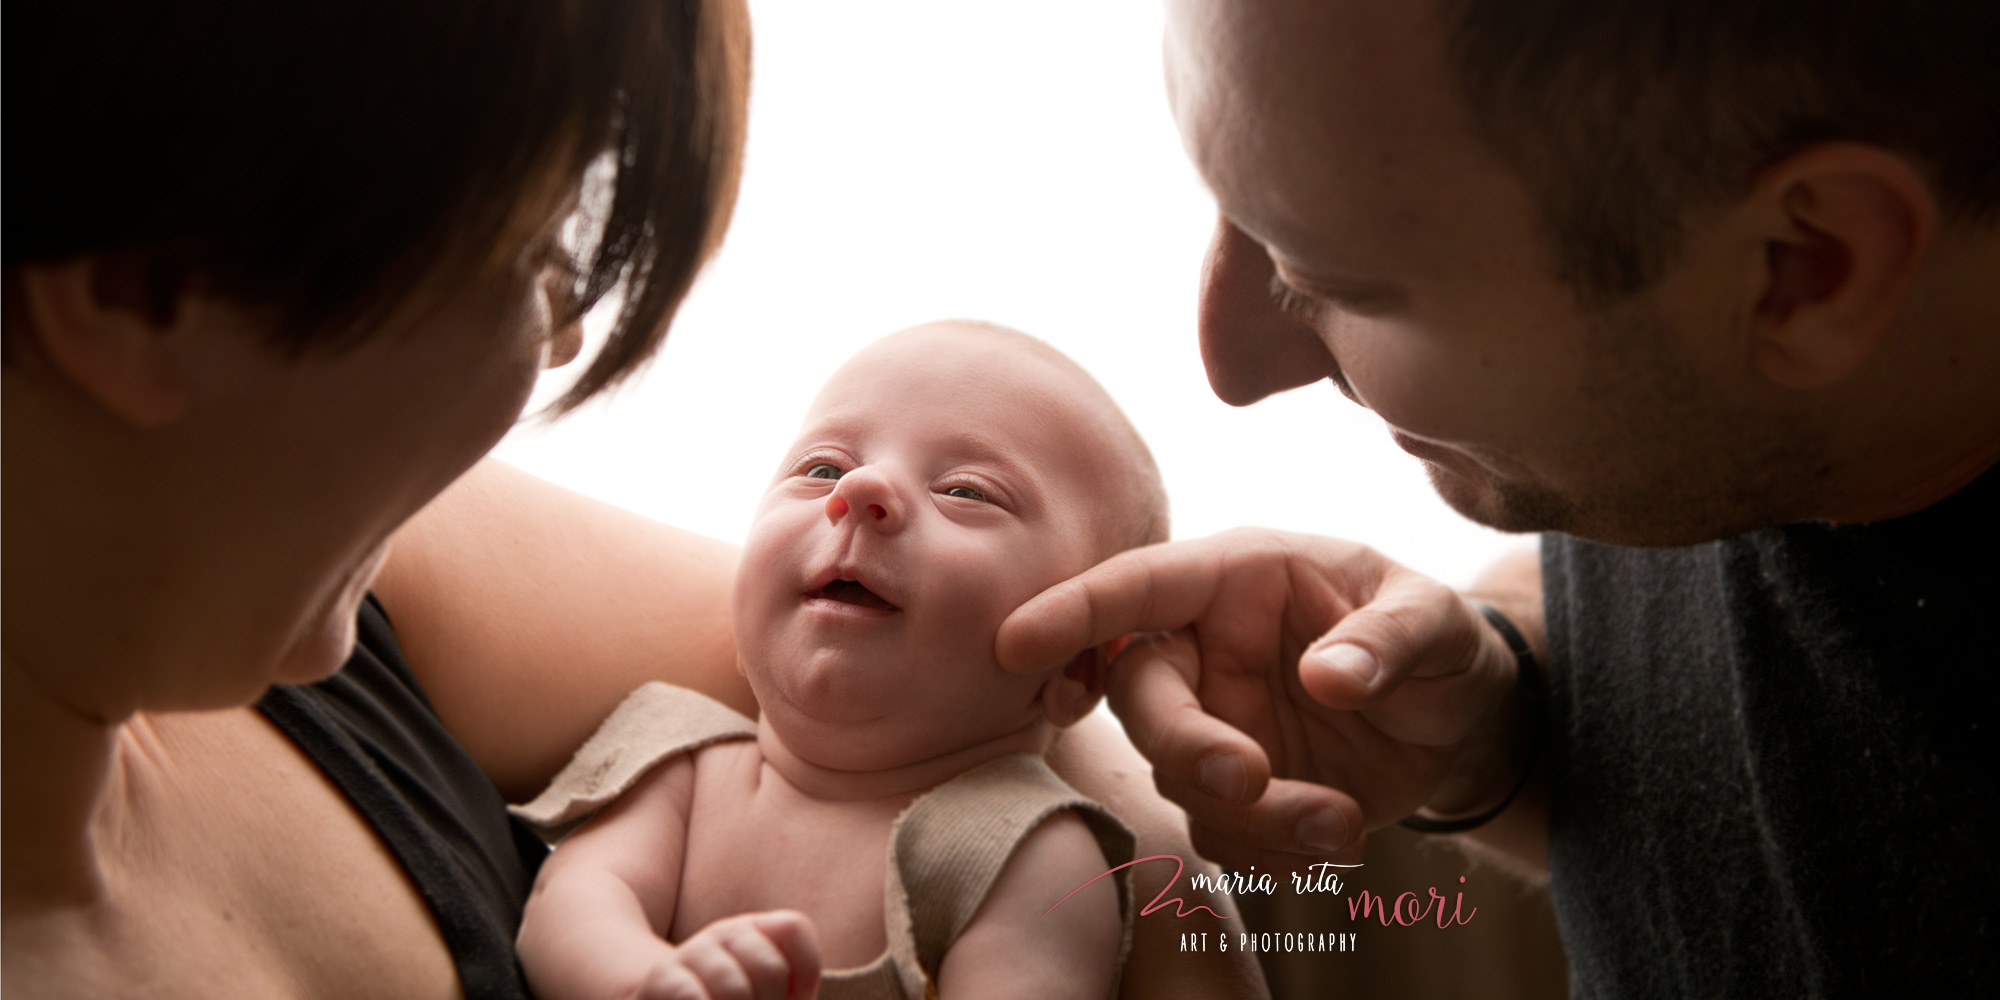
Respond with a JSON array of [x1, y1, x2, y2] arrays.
[[937, 809, 1122, 998], [997, 809, 1117, 908], [687, 735, 762, 777], [682, 736, 765, 812]]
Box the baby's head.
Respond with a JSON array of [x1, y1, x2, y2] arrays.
[[732, 321, 1166, 771]]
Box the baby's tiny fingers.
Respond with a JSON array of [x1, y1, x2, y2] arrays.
[[633, 960, 710, 1000], [749, 911, 822, 998], [678, 933, 758, 1000], [713, 917, 800, 1000], [682, 912, 820, 1000]]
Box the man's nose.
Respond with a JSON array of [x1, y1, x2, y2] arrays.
[[1197, 217, 1340, 406], [825, 468, 903, 532]]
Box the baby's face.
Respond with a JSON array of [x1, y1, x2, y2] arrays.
[[733, 329, 1123, 770]]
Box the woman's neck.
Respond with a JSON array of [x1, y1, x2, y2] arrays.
[[754, 714, 1051, 804], [1, 654, 121, 910]]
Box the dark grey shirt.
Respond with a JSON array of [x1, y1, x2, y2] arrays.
[[1543, 467, 1997, 997]]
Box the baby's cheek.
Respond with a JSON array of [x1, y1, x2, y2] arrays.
[[946, 668, 1050, 745], [732, 517, 800, 626], [974, 535, 1070, 601]]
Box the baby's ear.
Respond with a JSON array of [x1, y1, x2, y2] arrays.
[[1040, 637, 1126, 728]]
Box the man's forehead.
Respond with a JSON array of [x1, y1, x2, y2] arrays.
[[1164, 0, 1426, 146], [1164, 0, 1495, 276]]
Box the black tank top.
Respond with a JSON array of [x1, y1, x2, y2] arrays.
[[257, 593, 546, 1000]]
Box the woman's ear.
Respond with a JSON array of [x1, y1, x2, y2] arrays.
[[15, 255, 194, 426], [1040, 636, 1128, 729], [1745, 142, 1937, 390]]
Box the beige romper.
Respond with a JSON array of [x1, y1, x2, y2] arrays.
[[514, 683, 1136, 1000]]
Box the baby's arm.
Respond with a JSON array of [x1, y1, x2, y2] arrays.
[[936, 811, 1122, 999], [517, 755, 821, 1000]]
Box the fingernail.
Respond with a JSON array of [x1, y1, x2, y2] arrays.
[[1315, 643, 1379, 689], [1198, 753, 1247, 804], [1295, 808, 1349, 853]]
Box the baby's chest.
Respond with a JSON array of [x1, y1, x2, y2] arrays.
[[671, 746, 897, 968]]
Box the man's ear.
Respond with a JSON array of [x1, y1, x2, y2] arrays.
[[15, 255, 196, 426], [1039, 636, 1128, 728], [1746, 142, 1936, 390]]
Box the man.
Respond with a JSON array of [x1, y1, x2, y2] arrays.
[[999, 0, 1999, 995]]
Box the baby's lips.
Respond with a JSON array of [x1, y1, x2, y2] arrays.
[[813, 578, 898, 613], [805, 563, 905, 611]]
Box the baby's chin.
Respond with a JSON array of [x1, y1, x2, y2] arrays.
[[745, 646, 1052, 775], [755, 656, 907, 726], [760, 693, 1049, 777]]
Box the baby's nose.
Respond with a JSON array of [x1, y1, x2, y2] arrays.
[[826, 494, 891, 522], [825, 473, 900, 530]]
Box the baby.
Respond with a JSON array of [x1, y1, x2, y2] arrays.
[[514, 321, 1170, 1000]]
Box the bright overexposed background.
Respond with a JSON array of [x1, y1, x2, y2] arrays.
[[493, 0, 1529, 590]]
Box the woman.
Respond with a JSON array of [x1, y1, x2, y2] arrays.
[[5, 2, 751, 995], [3, 2, 1259, 996]]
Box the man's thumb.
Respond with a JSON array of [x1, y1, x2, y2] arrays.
[[1295, 573, 1477, 708]]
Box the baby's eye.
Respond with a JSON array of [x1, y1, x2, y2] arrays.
[[805, 463, 843, 480], [944, 485, 987, 501]]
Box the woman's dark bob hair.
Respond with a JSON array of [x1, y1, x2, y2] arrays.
[[5, 0, 750, 413]]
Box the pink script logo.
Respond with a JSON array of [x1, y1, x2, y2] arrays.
[[1041, 854, 1234, 921], [1044, 857, 1479, 929]]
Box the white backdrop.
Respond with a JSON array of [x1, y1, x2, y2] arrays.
[[492, 0, 1531, 590]]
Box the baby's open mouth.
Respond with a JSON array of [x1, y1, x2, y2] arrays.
[[815, 579, 898, 612]]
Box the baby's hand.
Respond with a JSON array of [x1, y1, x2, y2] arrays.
[[636, 911, 821, 1000]]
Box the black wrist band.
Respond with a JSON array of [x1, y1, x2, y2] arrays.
[[1398, 601, 1545, 835]]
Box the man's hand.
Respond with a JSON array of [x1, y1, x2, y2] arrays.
[[996, 528, 1528, 870]]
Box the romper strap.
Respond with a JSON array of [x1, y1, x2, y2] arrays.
[[510, 682, 756, 840], [881, 753, 1136, 999]]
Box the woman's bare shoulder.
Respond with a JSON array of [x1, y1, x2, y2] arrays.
[[4, 708, 460, 1000], [372, 459, 754, 802]]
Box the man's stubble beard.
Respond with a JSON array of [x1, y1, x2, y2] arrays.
[[1422, 297, 1828, 548]]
